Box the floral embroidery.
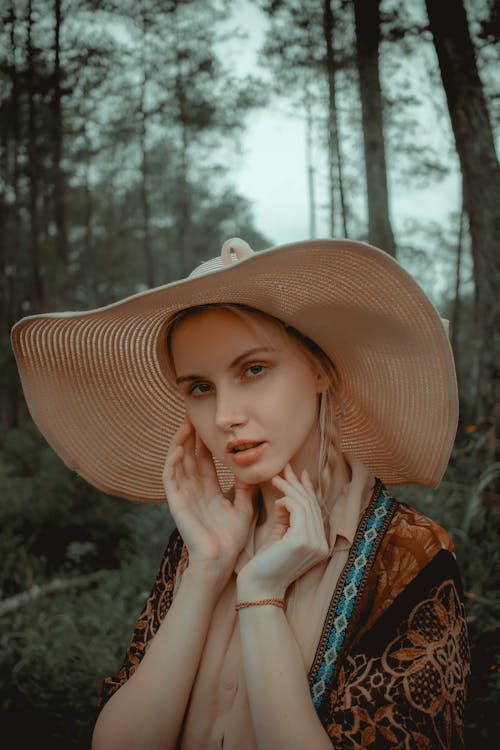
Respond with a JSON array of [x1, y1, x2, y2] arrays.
[[355, 503, 456, 644], [323, 580, 470, 749]]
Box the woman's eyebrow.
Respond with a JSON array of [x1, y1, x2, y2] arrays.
[[229, 346, 275, 369], [175, 347, 275, 385]]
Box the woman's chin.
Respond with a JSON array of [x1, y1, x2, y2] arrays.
[[216, 449, 290, 484], [232, 461, 288, 486]]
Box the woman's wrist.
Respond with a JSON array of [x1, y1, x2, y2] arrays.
[[182, 562, 232, 600], [236, 572, 287, 602], [235, 597, 286, 612]]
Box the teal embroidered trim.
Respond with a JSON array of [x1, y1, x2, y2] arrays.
[[310, 486, 396, 709]]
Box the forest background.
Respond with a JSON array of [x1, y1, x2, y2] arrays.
[[0, 0, 499, 747]]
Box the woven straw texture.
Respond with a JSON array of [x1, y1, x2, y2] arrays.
[[11, 239, 458, 501]]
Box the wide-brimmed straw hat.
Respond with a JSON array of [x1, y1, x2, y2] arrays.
[[11, 238, 458, 501]]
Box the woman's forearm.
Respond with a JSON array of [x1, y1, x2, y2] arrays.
[[92, 567, 223, 750], [237, 598, 333, 750]]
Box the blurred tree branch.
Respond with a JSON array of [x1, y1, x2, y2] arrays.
[[0, 570, 108, 616]]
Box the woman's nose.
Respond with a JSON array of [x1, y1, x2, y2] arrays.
[[214, 390, 247, 430]]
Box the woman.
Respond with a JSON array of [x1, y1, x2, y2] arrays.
[[11, 238, 470, 749]]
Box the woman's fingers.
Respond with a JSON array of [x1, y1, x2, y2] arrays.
[[271, 476, 309, 534], [283, 463, 307, 495], [301, 469, 326, 538], [197, 435, 219, 481], [273, 467, 322, 517], [163, 445, 185, 492], [171, 418, 191, 447], [166, 419, 193, 469], [271, 469, 327, 550], [165, 420, 189, 464], [274, 464, 314, 501], [276, 493, 328, 561], [271, 474, 309, 508], [181, 424, 197, 476], [170, 419, 207, 488], [270, 488, 305, 541], [273, 497, 291, 529], [301, 469, 316, 497], [177, 420, 220, 490], [271, 473, 294, 494], [233, 477, 254, 517]]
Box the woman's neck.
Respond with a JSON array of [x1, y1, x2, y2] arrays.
[[254, 439, 351, 527]]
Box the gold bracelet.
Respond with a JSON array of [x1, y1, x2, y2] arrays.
[[235, 598, 286, 611]]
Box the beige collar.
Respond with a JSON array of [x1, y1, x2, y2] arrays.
[[325, 454, 374, 553]]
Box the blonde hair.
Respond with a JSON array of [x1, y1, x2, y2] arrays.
[[165, 304, 343, 506]]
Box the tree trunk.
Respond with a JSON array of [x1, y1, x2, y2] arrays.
[[139, 7, 155, 288], [26, 0, 44, 311], [83, 131, 95, 304], [322, 0, 349, 237], [0, 1, 24, 428], [451, 204, 465, 363], [0, 4, 19, 339], [0, 94, 11, 428], [139, 80, 155, 287], [0, 137, 7, 336], [304, 81, 317, 239], [177, 113, 193, 276], [353, 0, 396, 256], [52, 0, 69, 299], [426, 0, 500, 421]]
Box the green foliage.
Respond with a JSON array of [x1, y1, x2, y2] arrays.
[[0, 559, 170, 748], [0, 425, 173, 747], [1, 426, 126, 596]]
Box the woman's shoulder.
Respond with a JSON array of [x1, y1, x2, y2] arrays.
[[384, 497, 456, 559], [352, 492, 461, 641], [375, 494, 458, 598]]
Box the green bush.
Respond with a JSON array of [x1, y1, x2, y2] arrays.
[[0, 425, 174, 748], [0, 557, 173, 748]]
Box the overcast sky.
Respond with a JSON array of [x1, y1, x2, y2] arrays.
[[222, 0, 461, 249]]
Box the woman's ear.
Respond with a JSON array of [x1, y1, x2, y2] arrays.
[[315, 370, 329, 394]]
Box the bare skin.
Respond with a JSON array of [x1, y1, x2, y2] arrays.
[[162, 417, 254, 580], [92, 309, 333, 750]]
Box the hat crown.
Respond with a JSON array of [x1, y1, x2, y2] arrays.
[[188, 237, 254, 280]]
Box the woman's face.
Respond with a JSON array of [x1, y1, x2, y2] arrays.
[[170, 308, 324, 485]]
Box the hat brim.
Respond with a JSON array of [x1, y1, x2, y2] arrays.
[[11, 239, 458, 501]]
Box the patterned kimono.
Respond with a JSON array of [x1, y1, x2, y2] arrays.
[[97, 483, 470, 749]]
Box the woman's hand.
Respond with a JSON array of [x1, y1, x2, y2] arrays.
[[162, 418, 254, 587], [237, 464, 329, 599]]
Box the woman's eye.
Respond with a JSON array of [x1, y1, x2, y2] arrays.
[[189, 382, 212, 397], [243, 363, 265, 378]]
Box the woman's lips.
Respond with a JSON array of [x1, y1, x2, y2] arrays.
[[229, 442, 267, 466]]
